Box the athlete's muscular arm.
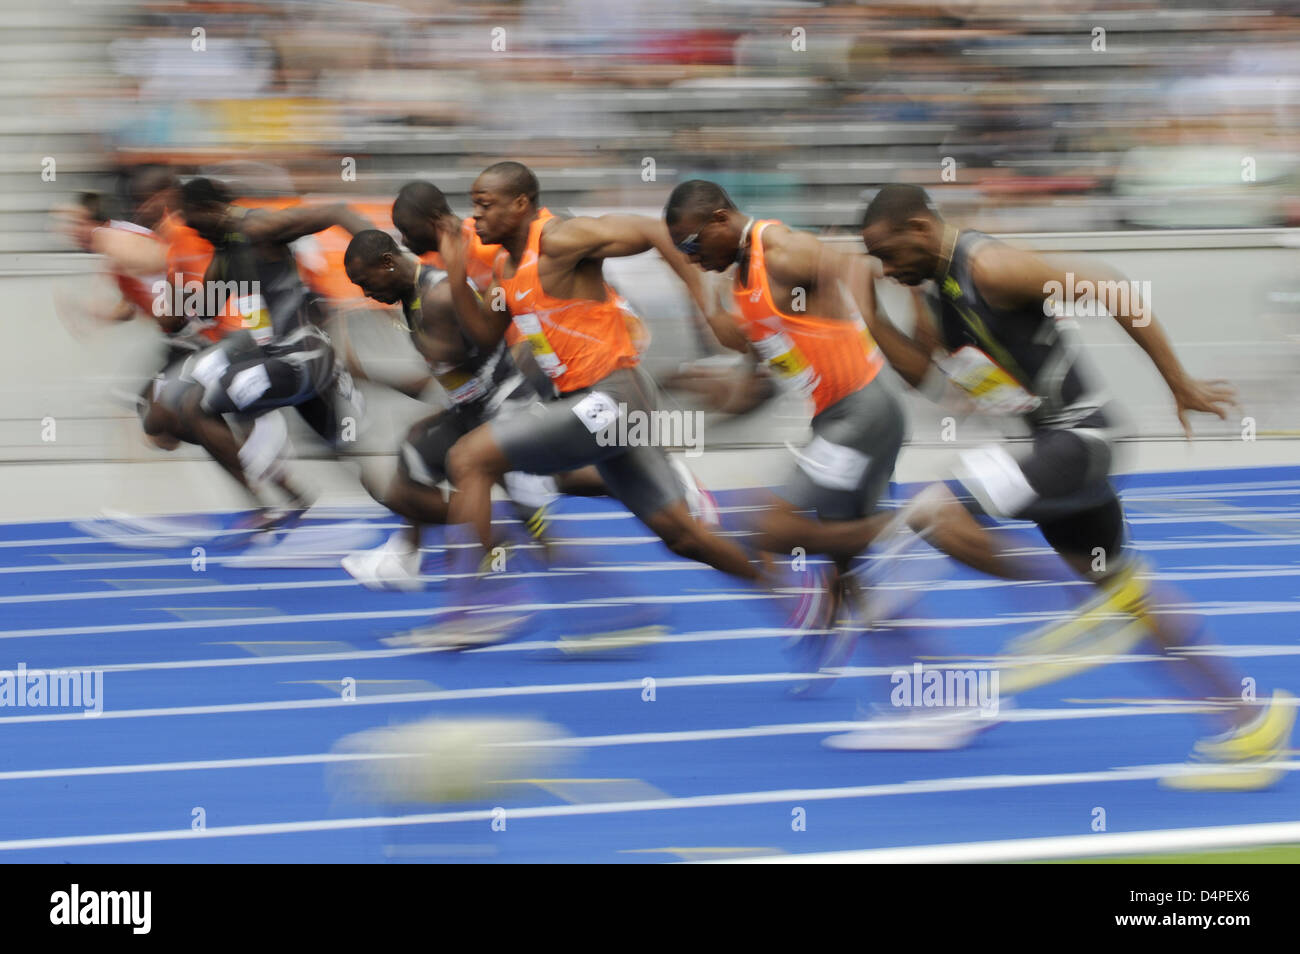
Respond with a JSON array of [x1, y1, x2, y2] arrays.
[[542, 213, 663, 262], [235, 203, 374, 246], [437, 218, 511, 351], [972, 244, 1236, 438], [89, 228, 167, 277], [764, 226, 872, 324], [854, 258, 936, 388], [698, 303, 749, 354], [544, 214, 724, 322]]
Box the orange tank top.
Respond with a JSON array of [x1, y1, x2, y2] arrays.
[[733, 220, 882, 416], [99, 220, 165, 317], [496, 209, 638, 394], [158, 212, 240, 340]]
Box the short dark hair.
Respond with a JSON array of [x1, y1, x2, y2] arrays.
[[860, 183, 939, 230], [664, 179, 737, 228], [179, 177, 233, 212], [479, 161, 539, 204], [344, 228, 400, 269], [129, 164, 179, 204], [393, 180, 452, 221], [76, 192, 106, 224]]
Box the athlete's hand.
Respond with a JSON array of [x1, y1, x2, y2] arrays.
[[436, 216, 467, 276], [1172, 378, 1237, 439]]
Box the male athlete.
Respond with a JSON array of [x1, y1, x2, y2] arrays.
[[340, 228, 568, 588], [175, 177, 373, 526], [850, 184, 1293, 786], [664, 180, 906, 659], [436, 162, 763, 613]]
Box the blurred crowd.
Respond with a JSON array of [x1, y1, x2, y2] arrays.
[[16, 0, 1300, 249]]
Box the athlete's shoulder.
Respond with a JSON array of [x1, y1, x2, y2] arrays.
[[106, 219, 156, 238], [968, 235, 1050, 311], [758, 221, 816, 279]]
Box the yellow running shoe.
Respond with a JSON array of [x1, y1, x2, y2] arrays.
[[1192, 690, 1297, 763], [1160, 690, 1298, 792]]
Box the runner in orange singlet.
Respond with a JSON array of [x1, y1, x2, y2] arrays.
[[437, 162, 761, 599], [390, 180, 650, 385], [664, 180, 906, 657]]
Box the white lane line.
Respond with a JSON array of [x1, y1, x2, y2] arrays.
[[719, 820, 1300, 864], [0, 537, 674, 576], [3, 587, 1299, 644], [2, 758, 1298, 853], [9, 559, 1300, 609], [0, 591, 784, 641], [0, 578, 363, 605], [48, 627, 806, 675], [0, 670, 858, 724], [0, 752, 399, 781], [8, 551, 1300, 610], [34, 636, 1300, 682], [6, 651, 1297, 726], [5, 528, 1299, 579], [0, 704, 1234, 782]]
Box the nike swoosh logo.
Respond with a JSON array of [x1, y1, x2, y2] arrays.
[[515, 290, 531, 301]]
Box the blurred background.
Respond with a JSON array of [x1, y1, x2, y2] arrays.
[[8, 0, 1300, 237], [2, 0, 1299, 499]]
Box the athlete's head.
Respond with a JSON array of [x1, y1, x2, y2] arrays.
[[663, 180, 744, 272], [392, 180, 455, 256], [345, 229, 414, 305], [179, 177, 234, 244], [860, 184, 944, 286], [55, 192, 107, 250], [129, 164, 180, 229], [470, 161, 539, 245]]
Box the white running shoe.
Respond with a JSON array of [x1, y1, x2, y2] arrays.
[[823, 702, 1010, 752], [342, 532, 423, 591], [668, 456, 720, 527]]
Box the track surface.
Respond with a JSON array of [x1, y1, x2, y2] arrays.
[[0, 465, 1297, 863]]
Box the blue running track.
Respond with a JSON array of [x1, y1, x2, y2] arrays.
[[0, 465, 1297, 862]]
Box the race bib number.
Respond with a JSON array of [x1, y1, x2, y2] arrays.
[[432, 364, 489, 406], [228, 364, 271, 410], [189, 348, 230, 389], [791, 435, 871, 491], [571, 391, 619, 434], [752, 332, 818, 397], [937, 346, 1041, 416], [236, 294, 273, 345], [513, 313, 567, 378]]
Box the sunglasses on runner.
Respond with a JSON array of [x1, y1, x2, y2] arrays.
[[675, 231, 701, 257]]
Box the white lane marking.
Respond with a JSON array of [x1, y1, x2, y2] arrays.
[[0, 703, 1241, 782], [1, 758, 1298, 853], [4, 584, 1300, 644], [47, 628, 805, 675], [0, 591, 786, 641], [5, 526, 1298, 578], [35, 636, 1300, 683], [0, 578, 364, 605], [0, 670, 860, 724], [9, 558, 1300, 609], [0, 537, 673, 576], [4, 653, 1296, 726], [719, 820, 1300, 864]]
